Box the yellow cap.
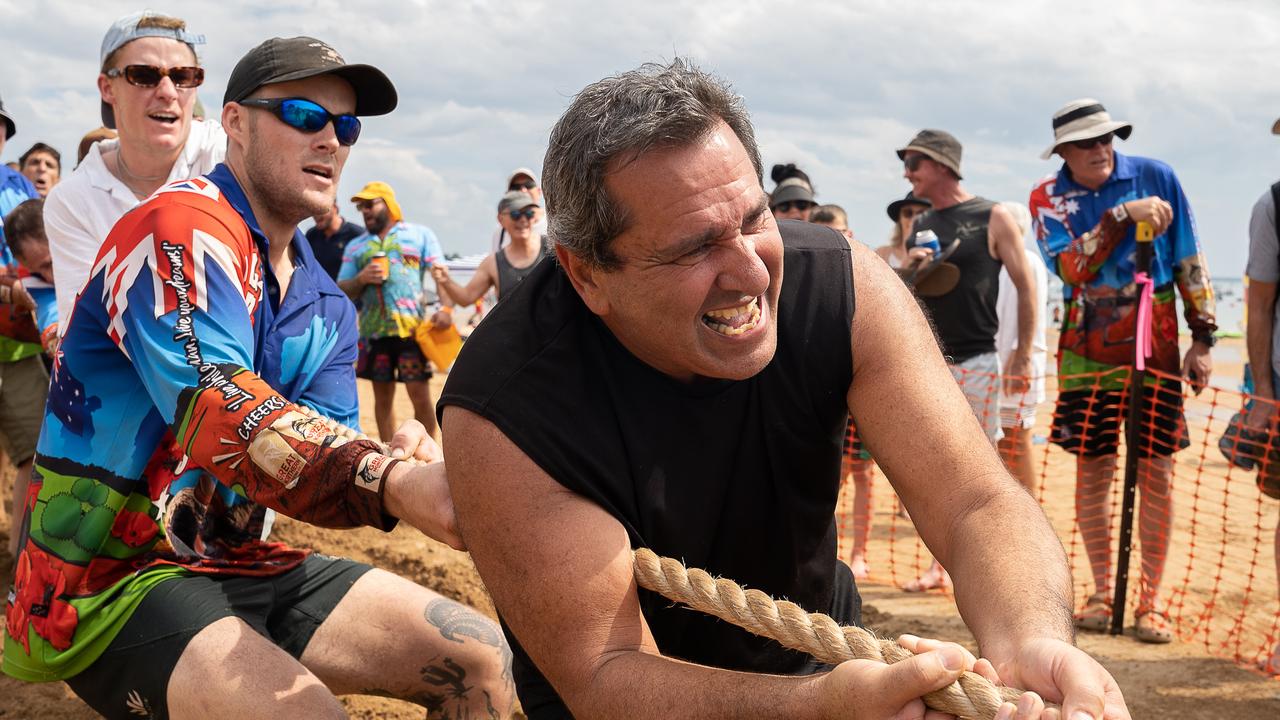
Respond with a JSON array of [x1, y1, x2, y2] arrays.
[[350, 181, 403, 223]]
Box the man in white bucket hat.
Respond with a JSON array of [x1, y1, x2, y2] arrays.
[[1028, 98, 1217, 645]]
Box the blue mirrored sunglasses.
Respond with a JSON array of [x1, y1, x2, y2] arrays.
[[238, 97, 362, 146], [508, 209, 536, 220]]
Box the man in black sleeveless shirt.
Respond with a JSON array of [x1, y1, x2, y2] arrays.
[[439, 61, 1127, 720], [896, 129, 1041, 594]]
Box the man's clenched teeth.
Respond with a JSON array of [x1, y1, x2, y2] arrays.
[[149, 112, 179, 124], [702, 297, 761, 336]]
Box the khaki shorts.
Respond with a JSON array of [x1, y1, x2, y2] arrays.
[[0, 355, 49, 464]]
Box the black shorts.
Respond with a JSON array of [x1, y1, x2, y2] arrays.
[[1050, 379, 1189, 458], [65, 555, 371, 720], [356, 336, 431, 383]]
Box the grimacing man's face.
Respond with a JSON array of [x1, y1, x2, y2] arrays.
[[562, 123, 784, 383]]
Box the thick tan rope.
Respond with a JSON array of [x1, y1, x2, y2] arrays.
[[633, 548, 1036, 720], [301, 407, 1035, 718]]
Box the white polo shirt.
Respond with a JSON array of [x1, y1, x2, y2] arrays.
[[43, 119, 227, 333]]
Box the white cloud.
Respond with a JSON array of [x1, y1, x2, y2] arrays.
[[1, 0, 1277, 278]]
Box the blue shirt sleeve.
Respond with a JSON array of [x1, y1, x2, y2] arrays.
[[336, 235, 367, 282]]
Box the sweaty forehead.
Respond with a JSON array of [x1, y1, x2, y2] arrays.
[[608, 126, 763, 237]]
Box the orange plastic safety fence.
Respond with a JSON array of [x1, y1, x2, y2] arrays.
[[835, 364, 1280, 675]]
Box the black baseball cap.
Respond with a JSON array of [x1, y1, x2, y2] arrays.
[[223, 37, 397, 116]]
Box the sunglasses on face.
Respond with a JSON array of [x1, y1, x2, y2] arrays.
[[508, 208, 536, 220], [899, 206, 925, 220], [106, 64, 205, 89], [238, 97, 362, 146], [903, 154, 931, 172], [355, 199, 381, 211], [773, 200, 814, 214], [509, 179, 537, 191], [1069, 132, 1114, 150]]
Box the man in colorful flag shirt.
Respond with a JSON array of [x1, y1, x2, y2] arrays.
[[1029, 99, 1215, 645], [3, 37, 512, 720], [338, 181, 450, 441]]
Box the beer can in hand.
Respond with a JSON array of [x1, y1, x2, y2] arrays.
[[912, 229, 941, 255]]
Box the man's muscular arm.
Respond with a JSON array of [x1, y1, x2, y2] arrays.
[[845, 239, 1129, 719], [443, 406, 971, 720]]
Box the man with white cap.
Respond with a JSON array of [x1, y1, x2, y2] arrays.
[[43, 10, 226, 334], [1029, 98, 1216, 644], [491, 167, 548, 253], [1241, 116, 1280, 675]]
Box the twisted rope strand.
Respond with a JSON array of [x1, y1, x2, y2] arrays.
[[633, 548, 1034, 720]]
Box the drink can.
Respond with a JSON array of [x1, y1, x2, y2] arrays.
[[912, 229, 941, 255], [370, 252, 390, 275]]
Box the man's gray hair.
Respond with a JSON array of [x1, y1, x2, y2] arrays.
[[542, 58, 763, 270]]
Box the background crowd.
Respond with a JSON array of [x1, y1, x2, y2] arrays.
[[0, 7, 1278, 714]]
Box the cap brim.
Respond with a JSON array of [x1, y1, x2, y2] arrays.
[[266, 63, 398, 116], [1041, 121, 1132, 160], [508, 167, 539, 185], [0, 112, 14, 141], [770, 185, 814, 206], [899, 144, 962, 180]]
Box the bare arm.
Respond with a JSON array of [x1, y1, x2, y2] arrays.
[[432, 255, 497, 307], [846, 238, 1070, 656], [443, 406, 969, 720], [337, 262, 385, 300], [845, 239, 1128, 717], [990, 205, 1037, 393]]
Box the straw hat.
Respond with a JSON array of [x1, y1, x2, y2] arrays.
[[1041, 99, 1132, 160]]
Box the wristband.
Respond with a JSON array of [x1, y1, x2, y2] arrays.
[[437, 305, 453, 315], [1110, 202, 1130, 223], [1192, 332, 1217, 348]]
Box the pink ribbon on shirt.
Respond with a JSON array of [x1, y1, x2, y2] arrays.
[[1134, 271, 1154, 371]]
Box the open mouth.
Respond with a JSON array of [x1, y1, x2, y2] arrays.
[[701, 296, 762, 337], [148, 111, 179, 125]]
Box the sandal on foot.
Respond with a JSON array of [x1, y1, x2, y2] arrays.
[[1073, 593, 1112, 632], [1134, 610, 1173, 644]]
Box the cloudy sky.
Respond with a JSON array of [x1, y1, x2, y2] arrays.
[[2, 0, 1278, 276]]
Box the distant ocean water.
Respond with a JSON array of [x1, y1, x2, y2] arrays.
[[1210, 277, 1246, 336], [1043, 276, 1246, 337]]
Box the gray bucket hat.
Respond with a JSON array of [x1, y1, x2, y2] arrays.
[[897, 129, 963, 179], [1041, 98, 1132, 160]]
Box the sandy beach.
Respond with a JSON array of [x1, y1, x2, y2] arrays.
[[3, 336, 1279, 717]]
